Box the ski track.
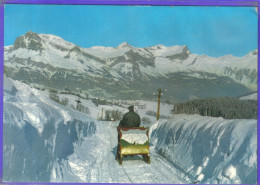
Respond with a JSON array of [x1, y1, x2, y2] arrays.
[[66, 121, 188, 183]]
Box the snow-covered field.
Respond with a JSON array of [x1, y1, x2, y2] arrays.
[[239, 92, 257, 100], [3, 77, 258, 184]]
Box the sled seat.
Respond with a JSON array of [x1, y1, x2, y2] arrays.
[[116, 126, 150, 165]]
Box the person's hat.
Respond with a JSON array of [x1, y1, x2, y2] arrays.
[[128, 105, 134, 111]]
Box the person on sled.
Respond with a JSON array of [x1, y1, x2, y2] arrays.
[[119, 105, 141, 127]]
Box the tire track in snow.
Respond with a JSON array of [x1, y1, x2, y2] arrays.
[[107, 128, 118, 182], [83, 127, 107, 183], [66, 121, 188, 183], [88, 124, 108, 182], [153, 153, 189, 183], [89, 121, 119, 183], [85, 158, 97, 182], [87, 154, 99, 182], [150, 153, 178, 182], [143, 164, 160, 183], [100, 122, 115, 182], [122, 165, 134, 183]]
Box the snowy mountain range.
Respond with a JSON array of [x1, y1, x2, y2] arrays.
[[4, 31, 257, 102]]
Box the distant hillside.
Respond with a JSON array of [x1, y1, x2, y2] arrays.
[[173, 97, 257, 119]]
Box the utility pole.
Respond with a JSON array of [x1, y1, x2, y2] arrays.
[[154, 88, 166, 121], [101, 108, 104, 121], [76, 98, 81, 110]]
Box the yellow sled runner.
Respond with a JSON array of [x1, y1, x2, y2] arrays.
[[116, 126, 150, 165]]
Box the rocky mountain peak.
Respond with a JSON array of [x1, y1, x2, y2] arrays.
[[117, 42, 132, 49], [70, 46, 82, 53], [155, 44, 164, 49], [183, 45, 190, 55], [251, 49, 258, 55], [14, 31, 43, 51], [25, 31, 41, 40], [165, 45, 190, 61]]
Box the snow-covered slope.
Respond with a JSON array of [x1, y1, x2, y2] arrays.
[[239, 92, 258, 100], [150, 114, 257, 184]]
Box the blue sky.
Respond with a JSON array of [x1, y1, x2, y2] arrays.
[[4, 5, 258, 57]]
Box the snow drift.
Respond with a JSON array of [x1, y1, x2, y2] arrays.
[[3, 77, 96, 182], [150, 115, 257, 184]]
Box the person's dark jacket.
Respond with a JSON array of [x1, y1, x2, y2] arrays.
[[119, 111, 141, 127]]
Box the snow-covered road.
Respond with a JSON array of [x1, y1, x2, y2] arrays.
[[60, 121, 189, 183]]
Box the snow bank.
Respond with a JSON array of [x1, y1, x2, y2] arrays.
[[150, 114, 257, 184], [3, 77, 96, 182]]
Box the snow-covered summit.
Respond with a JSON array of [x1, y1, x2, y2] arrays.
[[117, 42, 132, 49], [12, 31, 75, 53], [146, 44, 189, 57]]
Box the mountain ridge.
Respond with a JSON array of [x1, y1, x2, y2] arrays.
[[4, 31, 257, 103]]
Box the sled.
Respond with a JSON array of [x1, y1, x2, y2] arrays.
[[116, 126, 150, 165]]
